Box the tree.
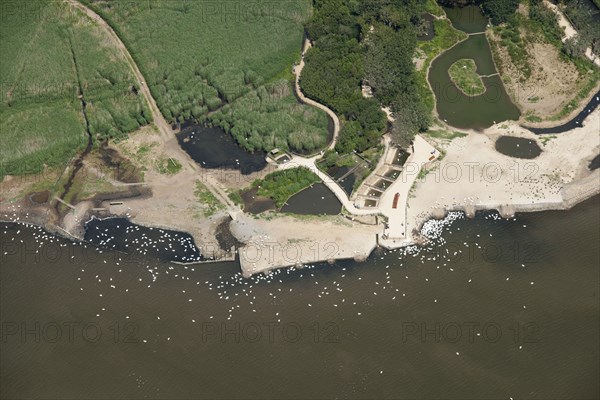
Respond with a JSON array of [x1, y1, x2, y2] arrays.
[[480, 0, 520, 25], [390, 95, 431, 148], [562, 36, 587, 58]]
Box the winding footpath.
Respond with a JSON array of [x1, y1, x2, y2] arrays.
[[294, 40, 340, 151], [68, 1, 437, 244], [288, 40, 439, 241]]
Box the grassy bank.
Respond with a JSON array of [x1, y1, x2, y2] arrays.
[[487, 1, 599, 121], [252, 168, 320, 208], [448, 59, 486, 96], [416, 18, 468, 113], [195, 181, 225, 217]]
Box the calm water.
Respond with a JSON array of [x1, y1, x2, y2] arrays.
[[495, 136, 542, 159], [280, 183, 342, 215], [177, 126, 267, 174], [429, 6, 520, 129], [1, 196, 599, 399], [525, 89, 600, 134]]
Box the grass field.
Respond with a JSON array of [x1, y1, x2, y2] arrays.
[[1, 0, 151, 178], [448, 59, 486, 96], [81, 0, 329, 153]]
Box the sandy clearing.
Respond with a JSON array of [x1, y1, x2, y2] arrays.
[[406, 109, 600, 238], [232, 213, 381, 277]]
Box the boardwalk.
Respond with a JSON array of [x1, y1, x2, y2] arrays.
[[288, 38, 439, 242], [278, 135, 438, 242]]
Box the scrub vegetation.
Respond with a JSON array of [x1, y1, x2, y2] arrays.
[[252, 168, 321, 208], [81, 0, 330, 154], [448, 59, 486, 95], [1, 0, 151, 178]]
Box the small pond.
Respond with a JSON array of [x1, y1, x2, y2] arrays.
[[177, 125, 267, 175], [280, 183, 342, 215], [373, 179, 391, 190], [392, 149, 410, 166], [326, 165, 356, 196], [384, 169, 401, 180], [417, 13, 436, 41], [495, 136, 542, 159]]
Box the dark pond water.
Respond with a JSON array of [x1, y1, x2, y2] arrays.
[[328, 165, 350, 180], [384, 169, 401, 180], [373, 179, 391, 190], [84, 217, 203, 263], [177, 126, 267, 174], [417, 13, 436, 41], [364, 199, 378, 208], [444, 5, 488, 33], [392, 149, 410, 166], [29, 190, 50, 204], [524, 90, 600, 134], [241, 188, 276, 214], [495, 136, 542, 159], [2, 196, 599, 399], [429, 6, 520, 129], [368, 188, 383, 197], [280, 183, 342, 215], [327, 165, 356, 196], [589, 154, 600, 170]]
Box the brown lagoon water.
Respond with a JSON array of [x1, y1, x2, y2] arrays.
[[1, 196, 599, 399]]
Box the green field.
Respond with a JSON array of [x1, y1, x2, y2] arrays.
[[82, 0, 329, 153], [1, 0, 151, 178], [448, 59, 486, 96]]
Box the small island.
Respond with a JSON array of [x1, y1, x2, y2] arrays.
[[448, 58, 486, 96]]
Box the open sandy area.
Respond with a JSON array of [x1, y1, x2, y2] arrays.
[[406, 109, 600, 238], [231, 213, 380, 277]]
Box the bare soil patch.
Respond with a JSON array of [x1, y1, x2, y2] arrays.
[[489, 30, 582, 118]]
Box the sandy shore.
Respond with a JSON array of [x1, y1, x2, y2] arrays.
[[2, 109, 598, 276], [231, 213, 380, 277], [406, 109, 600, 237]]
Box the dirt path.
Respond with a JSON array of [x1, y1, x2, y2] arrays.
[[543, 0, 600, 67], [294, 39, 340, 151], [65, 0, 238, 212]]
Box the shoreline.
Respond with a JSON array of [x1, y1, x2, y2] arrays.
[[2, 169, 598, 276], [3, 129, 598, 276], [2, 2, 598, 277], [2, 105, 598, 276]]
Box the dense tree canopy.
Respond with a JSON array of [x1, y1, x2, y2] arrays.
[[301, 0, 429, 153], [480, 0, 520, 24], [437, 0, 520, 25]]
